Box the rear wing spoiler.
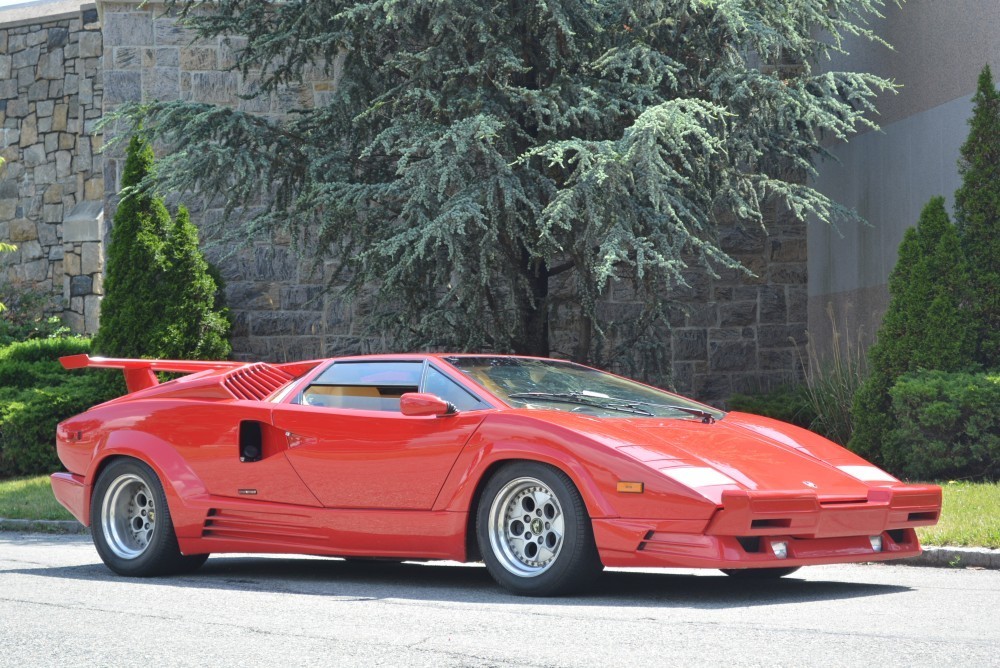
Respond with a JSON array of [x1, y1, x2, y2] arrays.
[[60, 354, 244, 393]]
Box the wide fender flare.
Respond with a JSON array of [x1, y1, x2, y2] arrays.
[[433, 426, 620, 519], [86, 430, 208, 538]]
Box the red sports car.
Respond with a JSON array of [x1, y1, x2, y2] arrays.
[[51, 354, 941, 596]]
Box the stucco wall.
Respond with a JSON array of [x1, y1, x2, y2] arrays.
[[810, 0, 1000, 353]]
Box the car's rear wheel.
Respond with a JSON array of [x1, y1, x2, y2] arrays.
[[721, 566, 801, 579], [91, 458, 208, 577], [476, 462, 602, 596]]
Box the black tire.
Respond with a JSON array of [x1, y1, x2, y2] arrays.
[[177, 553, 211, 573], [721, 566, 802, 579], [476, 461, 603, 596], [91, 458, 207, 577]]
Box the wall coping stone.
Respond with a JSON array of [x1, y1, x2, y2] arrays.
[[0, 1, 96, 30], [63, 200, 103, 242]]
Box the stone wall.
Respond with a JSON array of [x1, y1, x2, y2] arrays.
[[0, 3, 104, 333], [547, 203, 808, 400], [1, 0, 808, 404], [94, 1, 807, 400], [98, 1, 348, 363]]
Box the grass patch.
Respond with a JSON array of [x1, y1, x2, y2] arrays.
[[0, 475, 74, 521], [917, 481, 1000, 549]]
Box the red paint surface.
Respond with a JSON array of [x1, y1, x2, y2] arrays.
[[52, 353, 942, 569]]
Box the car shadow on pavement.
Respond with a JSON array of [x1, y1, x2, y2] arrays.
[[8, 555, 912, 608]]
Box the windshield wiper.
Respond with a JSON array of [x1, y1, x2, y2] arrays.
[[506, 392, 654, 416], [610, 400, 717, 424], [507, 392, 717, 423]]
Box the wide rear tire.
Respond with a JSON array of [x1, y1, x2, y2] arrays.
[[91, 458, 208, 577], [476, 462, 603, 596]]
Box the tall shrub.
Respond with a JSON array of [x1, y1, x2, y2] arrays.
[[849, 197, 976, 465], [954, 65, 1000, 370], [93, 136, 230, 360], [152, 206, 230, 359]]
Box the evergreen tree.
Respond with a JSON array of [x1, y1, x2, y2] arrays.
[[92, 136, 172, 358], [117, 0, 897, 362], [152, 206, 231, 359], [954, 65, 1000, 369], [93, 136, 231, 360], [849, 197, 975, 465]]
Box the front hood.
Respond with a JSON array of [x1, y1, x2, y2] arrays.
[[538, 410, 877, 500]]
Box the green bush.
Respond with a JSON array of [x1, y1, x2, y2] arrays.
[[727, 385, 816, 431], [884, 371, 1000, 481], [0, 338, 121, 477], [0, 281, 71, 346]]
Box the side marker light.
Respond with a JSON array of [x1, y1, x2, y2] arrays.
[[617, 481, 644, 494]]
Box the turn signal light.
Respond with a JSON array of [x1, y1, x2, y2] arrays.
[[771, 541, 788, 559], [617, 481, 644, 493], [870, 535, 883, 552]]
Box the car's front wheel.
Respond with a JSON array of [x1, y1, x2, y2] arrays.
[[91, 458, 207, 577], [476, 462, 603, 596]]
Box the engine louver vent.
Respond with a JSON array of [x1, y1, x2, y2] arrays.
[[223, 363, 294, 401]]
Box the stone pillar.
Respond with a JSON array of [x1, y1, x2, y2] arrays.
[[61, 200, 103, 333]]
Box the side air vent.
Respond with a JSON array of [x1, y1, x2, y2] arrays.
[[202, 509, 326, 545], [223, 363, 293, 401]]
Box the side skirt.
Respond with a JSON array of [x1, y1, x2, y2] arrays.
[[174, 496, 468, 560]]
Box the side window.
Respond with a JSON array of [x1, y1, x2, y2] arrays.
[[422, 366, 488, 412], [298, 362, 423, 412]]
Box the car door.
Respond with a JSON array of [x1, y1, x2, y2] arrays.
[[273, 360, 489, 510], [159, 402, 324, 507]]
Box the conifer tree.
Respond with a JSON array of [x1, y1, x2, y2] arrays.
[[849, 197, 975, 464], [116, 0, 897, 362], [94, 136, 231, 360], [92, 136, 173, 358], [152, 206, 231, 359], [954, 64, 1000, 369]]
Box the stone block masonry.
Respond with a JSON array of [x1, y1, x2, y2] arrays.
[[99, 1, 364, 366], [0, 3, 104, 333], [1, 0, 808, 405], [547, 202, 808, 402]]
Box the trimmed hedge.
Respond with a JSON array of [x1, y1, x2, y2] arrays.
[[0, 338, 122, 477], [884, 370, 1000, 481]]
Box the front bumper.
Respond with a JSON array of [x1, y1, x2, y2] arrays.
[[594, 484, 941, 569]]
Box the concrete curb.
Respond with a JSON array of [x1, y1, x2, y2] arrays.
[[1, 520, 996, 569], [901, 546, 1000, 570], [0, 518, 89, 534]]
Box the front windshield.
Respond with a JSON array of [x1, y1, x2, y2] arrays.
[[444, 356, 724, 421]]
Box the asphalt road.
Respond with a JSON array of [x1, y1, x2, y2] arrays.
[[1, 532, 997, 667]]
